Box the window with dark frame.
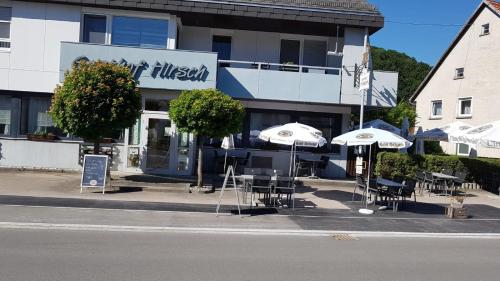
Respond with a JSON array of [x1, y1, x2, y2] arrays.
[[455, 68, 464, 79], [82, 14, 107, 44], [0, 6, 12, 49], [481, 23, 490, 36], [279, 39, 301, 65], [212, 35, 232, 66], [458, 97, 472, 117]]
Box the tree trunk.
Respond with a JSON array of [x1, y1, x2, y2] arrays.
[[197, 140, 204, 188], [93, 141, 100, 155]]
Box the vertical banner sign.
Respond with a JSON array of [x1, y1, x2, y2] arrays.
[[359, 68, 371, 91], [80, 155, 109, 194]]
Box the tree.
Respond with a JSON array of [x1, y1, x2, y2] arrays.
[[362, 47, 431, 128], [51, 60, 141, 154], [169, 89, 245, 187], [371, 46, 432, 103]]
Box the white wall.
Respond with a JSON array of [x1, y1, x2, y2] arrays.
[[178, 25, 342, 67], [0, 139, 127, 171], [415, 6, 500, 158], [0, 1, 81, 93]]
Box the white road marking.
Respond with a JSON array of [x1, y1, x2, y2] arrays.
[[0, 222, 499, 239]]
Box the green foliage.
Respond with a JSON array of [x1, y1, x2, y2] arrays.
[[51, 60, 141, 142], [375, 152, 418, 179], [371, 46, 432, 103], [169, 89, 245, 138], [424, 141, 445, 155]]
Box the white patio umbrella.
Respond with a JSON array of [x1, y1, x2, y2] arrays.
[[258, 123, 327, 176], [355, 119, 401, 135], [332, 127, 412, 214], [450, 120, 500, 148], [221, 134, 235, 172], [416, 121, 472, 142]]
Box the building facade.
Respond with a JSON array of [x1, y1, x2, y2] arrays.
[[411, 0, 500, 158], [0, 0, 398, 177]]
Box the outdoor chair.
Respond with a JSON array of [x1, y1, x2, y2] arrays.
[[272, 176, 296, 209], [424, 171, 440, 195], [442, 168, 454, 176], [353, 174, 367, 202], [399, 179, 417, 208], [375, 177, 401, 212], [250, 175, 272, 207], [236, 152, 251, 174], [453, 170, 468, 194], [415, 170, 426, 194], [317, 156, 330, 177]]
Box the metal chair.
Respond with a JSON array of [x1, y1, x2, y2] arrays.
[[250, 175, 272, 207], [415, 170, 426, 194], [399, 179, 417, 208], [453, 170, 468, 194], [317, 156, 330, 177], [353, 174, 367, 202], [273, 176, 296, 209]]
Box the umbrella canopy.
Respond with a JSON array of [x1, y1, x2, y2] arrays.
[[355, 119, 401, 135], [221, 134, 235, 150], [416, 121, 472, 141], [332, 127, 412, 149], [450, 120, 500, 148], [258, 123, 327, 147]]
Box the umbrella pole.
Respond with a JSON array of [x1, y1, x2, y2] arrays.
[[223, 150, 228, 173], [366, 144, 372, 209], [289, 143, 294, 177]]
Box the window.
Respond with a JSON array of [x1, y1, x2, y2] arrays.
[[0, 7, 11, 49], [431, 100, 443, 118], [457, 143, 470, 156], [249, 112, 291, 148], [27, 97, 55, 134], [145, 99, 169, 111], [481, 23, 490, 36], [111, 16, 168, 48], [458, 97, 472, 118], [82, 14, 107, 44], [303, 40, 327, 67], [0, 95, 12, 136], [280, 39, 300, 65], [212, 36, 232, 61], [455, 68, 464, 79]]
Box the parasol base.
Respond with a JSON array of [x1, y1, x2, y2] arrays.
[[358, 208, 374, 215]]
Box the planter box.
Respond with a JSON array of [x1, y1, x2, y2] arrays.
[[27, 134, 57, 142]]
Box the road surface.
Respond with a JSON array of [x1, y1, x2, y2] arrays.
[[1, 228, 499, 281]]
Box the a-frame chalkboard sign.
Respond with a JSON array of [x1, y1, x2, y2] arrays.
[[80, 154, 110, 194]]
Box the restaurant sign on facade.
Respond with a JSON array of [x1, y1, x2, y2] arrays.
[[60, 42, 217, 90]]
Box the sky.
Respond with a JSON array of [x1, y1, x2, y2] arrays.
[[369, 0, 483, 66]]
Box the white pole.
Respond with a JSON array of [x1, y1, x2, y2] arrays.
[[223, 150, 228, 173], [289, 144, 294, 177], [366, 144, 372, 208]]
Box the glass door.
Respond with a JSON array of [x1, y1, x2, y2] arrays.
[[141, 114, 173, 174], [140, 113, 195, 175]]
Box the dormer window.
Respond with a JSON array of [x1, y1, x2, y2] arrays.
[[455, 68, 464, 79], [481, 23, 490, 36]]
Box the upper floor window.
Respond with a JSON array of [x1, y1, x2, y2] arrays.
[[82, 14, 169, 48], [431, 100, 442, 119], [280, 39, 300, 65], [212, 35, 231, 61], [457, 97, 472, 118], [0, 6, 12, 49], [111, 16, 168, 48], [455, 67, 464, 79], [82, 14, 106, 44], [481, 23, 490, 36]]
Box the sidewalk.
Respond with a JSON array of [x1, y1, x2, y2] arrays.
[[1, 169, 500, 234]]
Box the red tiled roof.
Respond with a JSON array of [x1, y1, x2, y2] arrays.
[[486, 0, 500, 13]]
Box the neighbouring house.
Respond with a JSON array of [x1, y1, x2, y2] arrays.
[[411, 0, 500, 158], [0, 0, 398, 178]]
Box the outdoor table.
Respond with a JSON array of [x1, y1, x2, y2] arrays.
[[376, 178, 406, 211], [298, 156, 323, 178], [236, 174, 277, 206], [431, 172, 459, 196]]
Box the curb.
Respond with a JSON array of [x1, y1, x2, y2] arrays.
[[1, 222, 499, 239]]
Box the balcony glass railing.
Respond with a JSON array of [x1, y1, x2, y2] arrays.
[[216, 60, 342, 104]]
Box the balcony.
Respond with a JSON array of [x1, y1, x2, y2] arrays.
[[217, 61, 342, 104]]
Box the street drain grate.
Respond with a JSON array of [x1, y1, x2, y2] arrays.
[[332, 234, 358, 241]]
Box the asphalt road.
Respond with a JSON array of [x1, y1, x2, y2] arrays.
[[1, 228, 499, 281]]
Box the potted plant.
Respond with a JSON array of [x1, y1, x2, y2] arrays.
[[281, 61, 299, 72], [27, 130, 57, 141]]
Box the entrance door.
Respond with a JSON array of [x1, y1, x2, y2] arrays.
[[140, 113, 195, 175]]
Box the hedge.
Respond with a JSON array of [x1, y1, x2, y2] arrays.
[[375, 152, 500, 194]]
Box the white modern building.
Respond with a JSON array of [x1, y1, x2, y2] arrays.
[[411, 0, 500, 158], [0, 0, 398, 177]]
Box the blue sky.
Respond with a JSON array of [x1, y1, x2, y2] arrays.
[[370, 0, 483, 66]]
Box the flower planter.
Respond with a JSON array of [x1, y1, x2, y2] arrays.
[[27, 134, 57, 142]]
